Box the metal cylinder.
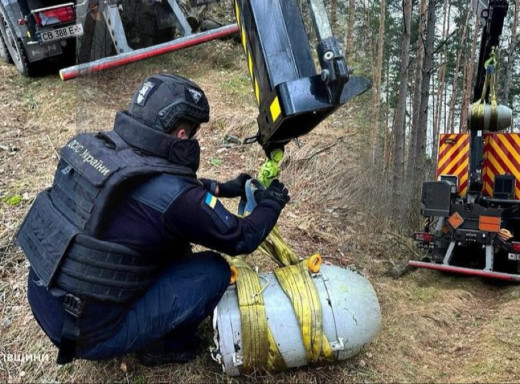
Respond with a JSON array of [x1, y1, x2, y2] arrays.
[[468, 103, 513, 131], [211, 264, 381, 376]]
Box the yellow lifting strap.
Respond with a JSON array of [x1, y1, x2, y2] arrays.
[[224, 256, 286, 373], [470, 47, 499, 129], [224, 153, 334, 372], [258, 225, 299, 267], [274, 256, 335, 363], [257, 149, 299, 267]]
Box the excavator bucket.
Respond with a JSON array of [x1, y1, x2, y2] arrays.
[[235, 0, 371, 151]]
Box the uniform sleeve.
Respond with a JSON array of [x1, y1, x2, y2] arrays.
[[199, 178, 218, 195], [164, 184, 282, 256]]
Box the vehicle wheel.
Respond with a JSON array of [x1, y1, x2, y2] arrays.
[[120, 0, 157, 49], [120, 0, 175, 49], [80, 15, 116, 63], [0, 5, 35, 75], [0, 29, 11, 63]]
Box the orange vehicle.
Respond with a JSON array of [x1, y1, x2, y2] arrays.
[[410, 0, 520, 282]]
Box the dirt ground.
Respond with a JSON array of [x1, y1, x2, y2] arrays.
[[1, 42, 520, 384]]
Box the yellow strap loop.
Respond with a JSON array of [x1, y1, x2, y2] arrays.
[[222, 153, 333, 373], [487, 56, 499, 129], [225, 256, 271, 372], [229, 266, 238, 284], [307, 253, 322, 273], [258, 224, 299, 266], [266, 327, 287, 372], [258, 148, 284, 187], [274, 258, 335, 363], [257, 150, 299, 267], [469, 47, 501, 131]]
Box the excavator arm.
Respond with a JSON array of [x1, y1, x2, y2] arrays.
[[473, 0, 508, 104], [235, 0, 370, 153], [468, 0, 512, 192], [59, 0, 370, 153]]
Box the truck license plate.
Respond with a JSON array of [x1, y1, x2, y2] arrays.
[[508, 253, 520, 261], [37, 24, 83, 43]]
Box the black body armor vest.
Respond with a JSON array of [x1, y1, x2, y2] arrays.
[[17, 112, 200, 303]]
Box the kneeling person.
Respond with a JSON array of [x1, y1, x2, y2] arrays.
[[16, 73, 289, 366]]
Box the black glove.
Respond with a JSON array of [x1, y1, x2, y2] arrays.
[[254, 179, 290, 209], [217, 173, 252, 198]]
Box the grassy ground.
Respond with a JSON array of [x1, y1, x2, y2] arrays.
[[1, 41, 520, 384]]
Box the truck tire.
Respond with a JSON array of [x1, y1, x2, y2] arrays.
[[120, 0, 174, 49], [0, 4, 35, 76], [0, 29, 11, 63]]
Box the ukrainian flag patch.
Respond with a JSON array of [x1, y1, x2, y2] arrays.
[[202, 192, 238, 232], [205, 193, 218, 209]]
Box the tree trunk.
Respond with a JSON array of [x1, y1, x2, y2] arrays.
[[416, 0, 437, 177], [432, 67, 444, 174], [369, 0, 386, 165], [406, 0, 426, 197], [444, 8, 471, 133], [409, 0, 437, 227], [391, 0, 412, 216], [503, 0, 519, 105], [431, 0, 449, 177], [330, 0, 337, 26], [383, 52, 391, 185], [346, 0, 356, 58], [460, 10, 480, 132]]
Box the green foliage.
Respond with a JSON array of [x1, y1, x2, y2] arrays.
[[23, 93, 38, 110], [130, 373, 148, 384], [209, 158, 222, 167], [219, 73, 251, 97], [1, 195, 22, 206]]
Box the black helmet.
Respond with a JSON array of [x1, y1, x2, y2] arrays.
[[129, 73, 210, 133]]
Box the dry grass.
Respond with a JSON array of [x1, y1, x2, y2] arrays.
[[1, 40, 520, 384]]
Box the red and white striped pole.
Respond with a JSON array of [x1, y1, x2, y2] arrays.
[[408, 260, 520, 282], [60, 23, 239, 81]]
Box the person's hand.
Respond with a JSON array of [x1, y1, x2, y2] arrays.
[[254, 179, 290, 209], [217, 173, 252, 198]]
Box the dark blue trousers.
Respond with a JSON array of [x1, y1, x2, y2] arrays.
[[28, 251, 231, 360]]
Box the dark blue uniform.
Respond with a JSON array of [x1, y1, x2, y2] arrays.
[[26, 113, 283, 360]]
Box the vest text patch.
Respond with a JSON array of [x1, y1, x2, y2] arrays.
[[61, 135, 119, 186]]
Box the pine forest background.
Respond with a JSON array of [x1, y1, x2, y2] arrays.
[[1, 0, 520, 382], [291, 0, 520, 231]]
